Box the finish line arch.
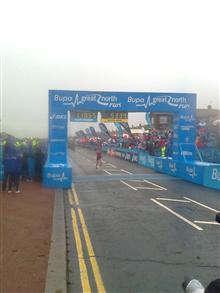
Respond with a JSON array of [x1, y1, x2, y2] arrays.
[[43, 90, 196, 188]]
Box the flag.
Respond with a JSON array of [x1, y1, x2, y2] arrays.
[[120, 122, 132, 136], [85, 128, 92, 137], [99, 123, 111, 137], [89, 126, 98, 137], [114, 122, 123, 135], [145, 112, 152, 131]]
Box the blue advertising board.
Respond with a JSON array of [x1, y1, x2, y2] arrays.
[[138, 152, 155, 169], [44, 90, 197, 188], [154, 157, 168, 173], [203, 165, 220, 190], [43, 162, 72, 188], [195, 149, 220, 164], [166, 159, 180, 177], [115, 149, 125, 159], [178, 161, 206, 185], [124, 151, 139, 164]]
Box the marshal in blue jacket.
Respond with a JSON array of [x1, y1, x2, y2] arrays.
[[3, 147, 22, 173]]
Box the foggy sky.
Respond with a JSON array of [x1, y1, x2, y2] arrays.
[[1, 0, 219, 139]]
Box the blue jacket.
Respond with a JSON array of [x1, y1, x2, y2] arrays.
[[3, 147, 22, 173]]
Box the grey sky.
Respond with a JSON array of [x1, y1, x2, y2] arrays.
[[1, 0, 219, 138]]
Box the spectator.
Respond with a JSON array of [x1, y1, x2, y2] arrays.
[[21, 142, 30, 182], [3, 146, 22, 193], [34, 144, 44, 181]]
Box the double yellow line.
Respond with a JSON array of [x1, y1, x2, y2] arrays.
[[68, 184, 106, 293]]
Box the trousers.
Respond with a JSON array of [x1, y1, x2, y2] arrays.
[[9, 173, 20, 191]]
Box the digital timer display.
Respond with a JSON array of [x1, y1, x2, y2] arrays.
[[70, 111, 98, 122], [101, 112, 128, 122]]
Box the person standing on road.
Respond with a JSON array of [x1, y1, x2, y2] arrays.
[[95, 146, 102, 170], [3, 146, 22, 193], [21, 142, 30, 182]]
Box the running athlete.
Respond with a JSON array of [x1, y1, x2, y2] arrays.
[[95, 146, 102, 170]]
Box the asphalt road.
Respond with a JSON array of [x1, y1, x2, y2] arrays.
[[64, 146, 220, 293]]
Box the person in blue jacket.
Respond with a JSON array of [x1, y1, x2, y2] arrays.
[[3, 146, 22, 193]]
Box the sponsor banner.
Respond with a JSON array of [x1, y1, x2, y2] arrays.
[[75, 131, 82, 139], [179, 143, 195, 162], [100, 128, 105, 137], [79, 130, 87, 139], [154, 157, 168, 173], [89, 126, 97, 137], [50, 138, 66, 142], [195, 149, 220, 164], [178, 161, 205, 185], [115, 150, 125, 159], [85, 128, 92, 138], [120, 122, 132, 136], [43, 163, 72, 188], [138, 152, 154, 169], [49, 109, 68, 141], [114, 122, 123, 135], [166, 159, 180, 177], [49, 142, 67, 164], [203, 165, 220, 190], [50, 90, 196, 113], [107, 148, 116, 157], [145, 112, 152, 131], [124, 152, 139, 164], [99, 123, 111, 137]]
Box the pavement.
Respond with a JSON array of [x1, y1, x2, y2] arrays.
[[1, 180, 67, 293]]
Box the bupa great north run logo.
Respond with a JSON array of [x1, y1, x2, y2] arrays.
[[156, 160, 163, 169], [54, 94, 122, 108], [212, 168, 220, 181], [127, 95, 190, 109], [186, 166, 197, 178], [47, 172, 68, 182], [132, 153, 138, 162], [169, 162, 177, 173]]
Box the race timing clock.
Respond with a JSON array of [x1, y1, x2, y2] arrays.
[[70, 111, 98, 122], [101, 112, 128, 122]]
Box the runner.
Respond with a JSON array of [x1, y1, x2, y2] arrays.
[[95, 146, 102, 170]]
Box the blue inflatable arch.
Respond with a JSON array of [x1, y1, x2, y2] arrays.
[[43, 90, 196, 188]]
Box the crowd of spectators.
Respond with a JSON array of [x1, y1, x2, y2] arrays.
[[196, 123, 220, 149], [71, 122, 220, 157], [1, 133, 48, 193], [70, 129, 174, 157]]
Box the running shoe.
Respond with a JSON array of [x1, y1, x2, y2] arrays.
[[15, 190, 20, 194]]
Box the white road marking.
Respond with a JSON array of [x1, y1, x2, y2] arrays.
[[136, 187, 162, 190], [157, 198, 190, 203], [103, 169, 112, 175], [103, 169, 120, 172], [128, 180, 145, 182], [120, 169, 132, 174], [184, 197, 220, 213], [144, 180, 167, 191], [120, 180, 138, 191], [87, 159, 91, 163], [150, 198, 203, 231], [108, 163, 117, 168], [194, 221, 220, 225]]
